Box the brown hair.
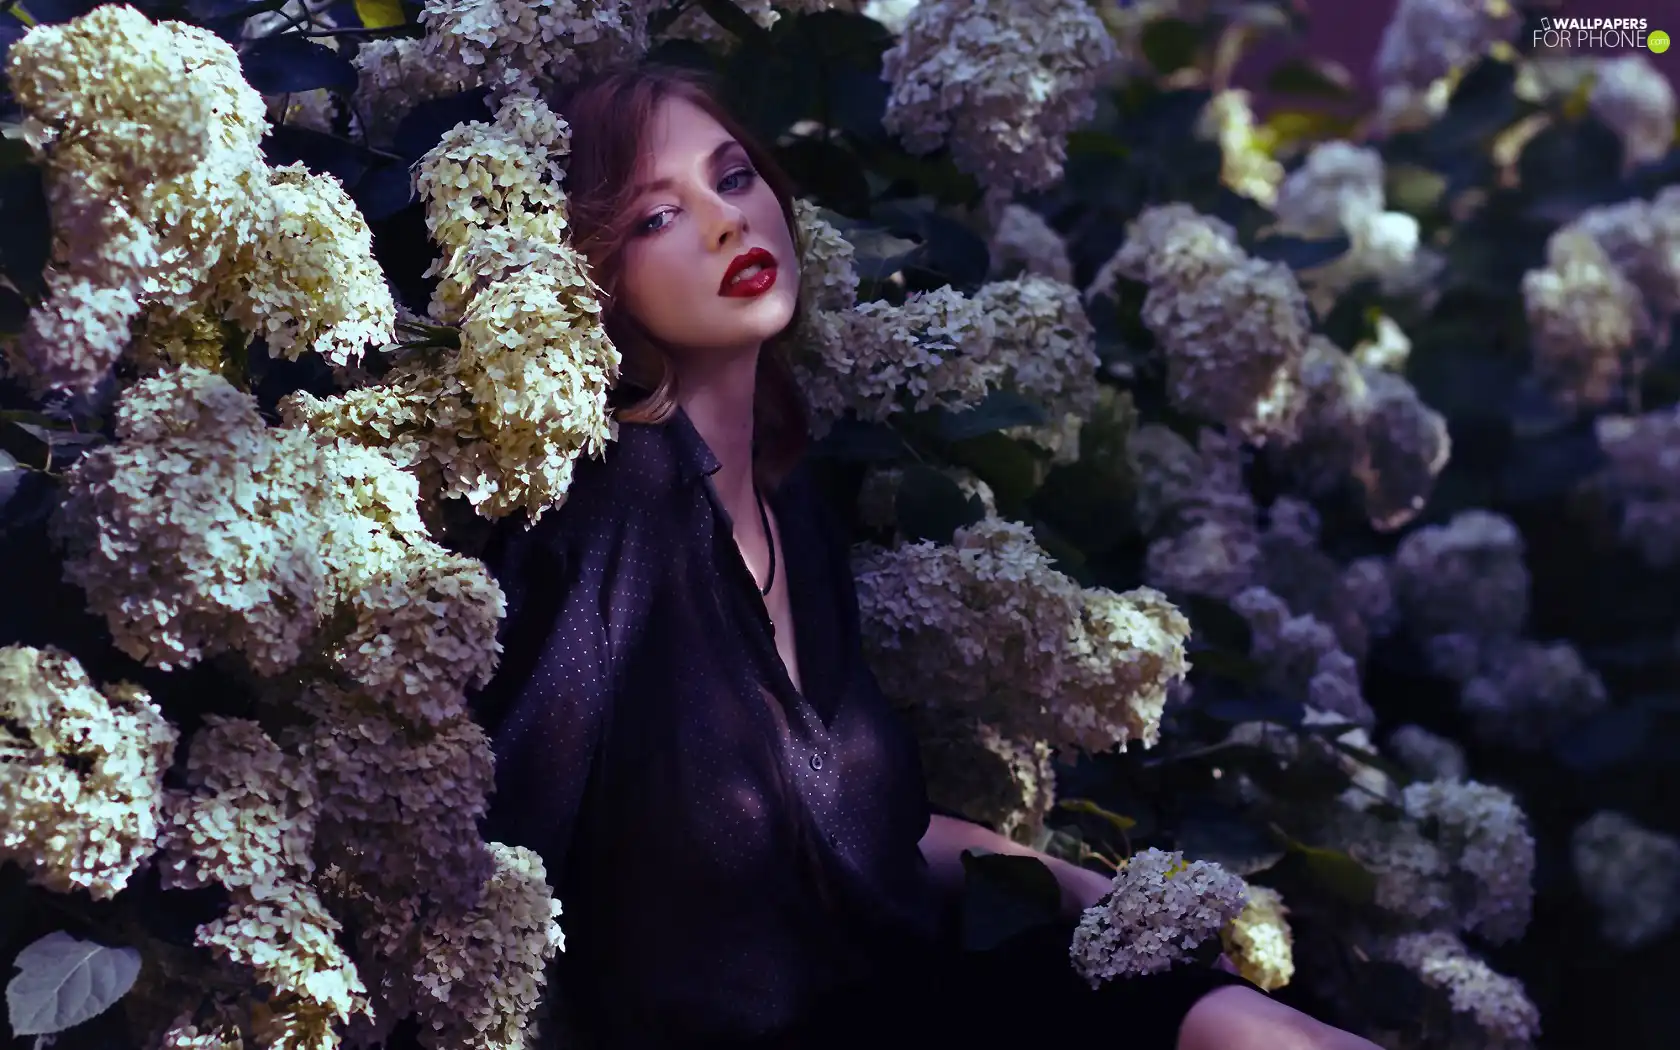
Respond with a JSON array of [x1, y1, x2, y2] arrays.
[[548, 64, 811, 489]]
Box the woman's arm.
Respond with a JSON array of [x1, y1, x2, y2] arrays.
[[918, 813, 1113, 920]]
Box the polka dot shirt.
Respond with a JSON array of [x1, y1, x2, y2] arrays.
[[472, 407, 945, 1048]]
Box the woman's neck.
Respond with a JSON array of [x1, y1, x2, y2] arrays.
[[675, 348, 760, 511]]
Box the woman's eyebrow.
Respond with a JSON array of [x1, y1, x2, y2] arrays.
[[632, 139, 744, 196]]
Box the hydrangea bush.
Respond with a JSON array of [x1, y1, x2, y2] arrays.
[[0, 1, 1675, 1048]]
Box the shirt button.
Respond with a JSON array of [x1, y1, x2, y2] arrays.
[[828, 833, 840, 848], [809, 754, 823, 771]]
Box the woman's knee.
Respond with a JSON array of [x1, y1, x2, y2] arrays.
[[1176, 985, 1381, 1050]]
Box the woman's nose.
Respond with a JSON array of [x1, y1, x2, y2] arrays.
[[704, 197, 748, 248]]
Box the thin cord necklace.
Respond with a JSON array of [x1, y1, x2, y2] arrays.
[[753, 481, 776, 597]]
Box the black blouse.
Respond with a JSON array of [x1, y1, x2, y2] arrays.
[[471, 407, 946, 1048]]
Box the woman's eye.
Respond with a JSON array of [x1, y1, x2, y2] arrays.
[[638, 210, 673, 235], [719, 167, 756, 193]]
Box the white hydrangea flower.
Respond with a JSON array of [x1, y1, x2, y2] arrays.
[[418, 0, 660, 98], [349, 36, 477, 149], [793, 198, 859, 311], [1101, 204, 1311, 444], [1593, 405, 1680, 567], [1373, 0, 1520, 93], [216, 164, 397, 369], [987, 202, 1074, 284], [413, 91, 573, 263], [196, 880, 369, 1027], [1196, 90, 1283, 206], [881, 0, 1118, 192], [1459, 639, 1607, 750], [1588, 53, 1677, 170], [1573, 187, 1680, 323], [1220, 884, 1294, 992], [409, 843, 565, 1050], [862, 0, 920, 34], [1069, 849, 1248, 986], [157, 717, 319, 899], [1401, 779, 1535, 943], [1133, 427, 1262, 601], [1571, 811, 1680, 949], [1384, 931, 1541, 1050], [1340, 555, 1399, 639], [50, 367, 343, 674], [4, 5, 270, 395], [282, 248, 620, 525], [853, 518, 1191, 755], [1274, 141, 1387, 237], [1388, 724, 1468, 782], [0, 645, 177, 899], [1522, 227, 1654, 410], [796, 287, 999, 432], [1353, 313, 1413, 373], [1392, 510, 1530, 647], [974, 275, 1101, 462]]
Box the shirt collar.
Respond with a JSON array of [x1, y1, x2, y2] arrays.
[[667, 403, 723, 482]]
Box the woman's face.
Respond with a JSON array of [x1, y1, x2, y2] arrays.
[[616, 96, 800, 363]]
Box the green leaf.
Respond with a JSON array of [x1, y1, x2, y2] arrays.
[[239, 35, 358, 94], [928, 390, 1046, 442], [1264, 57, 1356, 101], [353, 0, 404, 28], [944, 431, 1043, 514], [6, 931, 142, 1036], [957, 851, 1064, 952], [1056, 798, 1137, 835], [841, 225, 921, 282], [0, 450, 24, 514], [1296, 844, 1377, 905], [1250, 234, 1351, 271], [1139, 18, 1203, 76], [1177, 809, 1287, 877], [895, 464, 985, 545]]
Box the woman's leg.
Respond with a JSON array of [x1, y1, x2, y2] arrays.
[[1177, 985, 1384, 1050]]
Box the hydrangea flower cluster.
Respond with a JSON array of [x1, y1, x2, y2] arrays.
[[853, 518, 1192, 755], [1587, 54, 1677, 170], [1069, 849, 1249, 986], [1593, 403, 1680, 569], [0, 645, 177, 899], [986, 202, 1075, 284], [1272, 141, 1443, 314], [1571, 811, 1680, 950], [417, 0, 661, 98], [1220, 884, 1295, 992], [4, 5, 395, 396], [286, 93, 620, 524], [1384, 931, 1542, 1049], [1373, 0, 1520, 94], [793, 199, 861, 311], [1284, 334, 1451, 530], [1094, 204, 1311, 444], [1522, 227, 1654, 410], [1400, 779, 1536, 943], [881, 0, 1118, 192], [906, 711, 1057, 844], [795, 275, 1098, 447], [1388, 724, 1469, 782], [660, 0, 855, 46]]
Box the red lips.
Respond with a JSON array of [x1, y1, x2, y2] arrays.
[[719, 246, 778, 298]]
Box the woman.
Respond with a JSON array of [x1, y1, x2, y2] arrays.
[[472, 64, 1381, 1050]]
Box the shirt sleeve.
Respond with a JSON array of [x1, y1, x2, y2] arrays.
[[470, 469, 660, 880]]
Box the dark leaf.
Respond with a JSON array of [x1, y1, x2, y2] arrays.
[[0, 164, 50, 297], [773, 137, 872, 217], [895, 464, 985, 545], [1295, 843, 1377, 905], [1427, 55, 1518, 154], [0, 469, 61, 540], [0, 283, 28, 335], [958, 851, 1064, 952], [1250, 233, 1351, 271], [1196, 686, 1306, 727], [695, 0, 773, 45], [824, 64, 890, 141], [240, 34, 358, 95], [1180, 595, 1253, 653], [1554, 705, 1653, 773], [1139, 18, 1202, 76], [843, 225, 921, 282], [392, 89, 494, 162], [0, 133, 33, 172], [1186, 647, 1264, 685], [262, 125, 369, 186], [1264, 56, 1356, 100], [944, 431, 1042, 513], [908, 208, 991, 289], [1178, 808, 1287, 876], [1031, 459, 1136, 554], [809, 418, 909, 462], [928, 390, 1046, 442], [1499, 422, 1607, 504], [1517, 117, 1624, 199], [352, 161, 417, 221]]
